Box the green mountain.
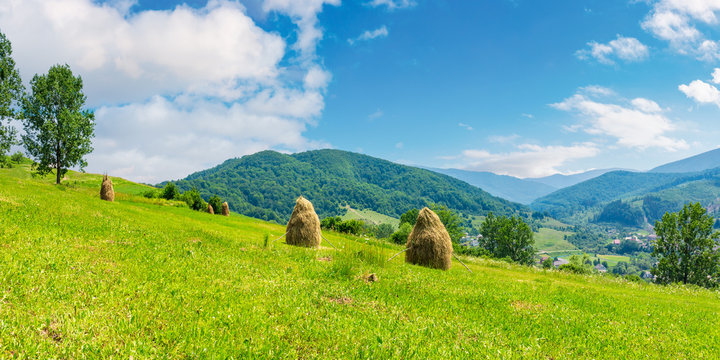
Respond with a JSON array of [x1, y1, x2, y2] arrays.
[[170, 149, 526, 223], [531, 167, 720, 226], [426, 167, 557, 204]]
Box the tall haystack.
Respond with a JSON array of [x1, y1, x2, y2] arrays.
[[221, 202, 230, 216], [100, 174, 114, 202], [207, 202, 215, 214], [285, 196, 321, 248], [405, 207, 453, 270]]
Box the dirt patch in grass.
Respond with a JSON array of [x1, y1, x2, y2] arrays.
[[510, 300, 544, 312], [40, 322, 63, 343], [318, 256, 332, 262], [326, 296, 353, 305], [362, 273, 378, 283]]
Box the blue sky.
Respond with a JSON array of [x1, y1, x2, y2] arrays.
[[5, 0, 720, 181]]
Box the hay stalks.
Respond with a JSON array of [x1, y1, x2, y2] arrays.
[[405, 207, 453, 270], [207, 203, 214, 214], [221, 202, 230, 216], [100, 174, 114, 202], [285, 196, 322, 248]]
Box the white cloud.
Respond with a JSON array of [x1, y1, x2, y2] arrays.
[[712, 68, 720, 83], [348, 26, 389, 45], [263, 0, 340, 60], [368, 109, 384, 120], [551, 91, 688, 151], [1, 0, 335, 182], [679, 79, 720, 107], [641, 0, 720, 61], [576, 35, 649, 65], [458, 122, 473, 131], [367, 0, 416, 10], [451, 143, 601, 178], [488, 134, 520, 144]]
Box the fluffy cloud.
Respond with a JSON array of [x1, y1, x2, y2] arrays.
[[367, 0, 416, 10], [0, 0, 335, 182], [641, 0, 720, 60], [551, 91, 687, 151], [451, 143, 600, 178], [576, 35, 649, 65], [679, 68, 720, 107], [348, 26, 389, 45]]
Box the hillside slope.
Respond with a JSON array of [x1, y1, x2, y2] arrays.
[[426, 167, 557, 204], [2, 165, 720, 358], [651, 147, 720, 173], [170, 149, 526, 223]]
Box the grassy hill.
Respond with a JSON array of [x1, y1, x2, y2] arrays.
[[170, 149, 526, 223], [3, 165, 720, 357]]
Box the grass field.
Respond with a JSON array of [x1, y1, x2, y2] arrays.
[[341, 206, 399, 228], [2, 165, 720, 358], [533, 228, 577, 252]]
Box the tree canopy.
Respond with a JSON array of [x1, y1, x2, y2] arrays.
[[0, 31, 23, 166], [479, 212, 535, 265], [652, 202, 720, 288], [21, 64, 95, 184]]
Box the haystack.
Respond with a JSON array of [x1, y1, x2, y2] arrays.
[[207, 202, 214, 214], [405, 207, 453, 270], [285, 196, 321, 248], [100, 174, 114, 202], [221, 202, 230, 216]]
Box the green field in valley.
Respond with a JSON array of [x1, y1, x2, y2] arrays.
[[2, 165, 720, 358], [341, 206, 400, 229]]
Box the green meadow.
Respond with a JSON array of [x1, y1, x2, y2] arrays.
[[2, 165, 720, 358]]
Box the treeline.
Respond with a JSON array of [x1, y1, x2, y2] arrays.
[[145, 182, 228, 215], [170, 149, 526, 224]]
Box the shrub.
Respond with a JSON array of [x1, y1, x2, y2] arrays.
[[390, 222, 413, 244], [181, 187, 207, 211], [336, 219, 364, 235], [142, 189, 158, 199], [10, 151, 23, 163], [161, 182, 179, 200], [542, 257, 553, 269], [208, 195, 223, 215]]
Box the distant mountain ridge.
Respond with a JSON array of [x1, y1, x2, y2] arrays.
[[169, 149, 527, 223], [650, 147, 720, 173], [528, 168, 626, 189], [426, 167, 557, 204]]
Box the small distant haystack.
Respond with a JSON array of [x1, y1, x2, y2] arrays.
[[100, 174, 114, 202], [285, 196, 321, 248], [405, 207, 453, 270], [207, 203, 214, 214], [221, 202, 230, 216]]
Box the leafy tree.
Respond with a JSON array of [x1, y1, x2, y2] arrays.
[[542, 257, 553, 269], [21, 64, 94, 184], [559, 254, 593, 274], [652, 202, 720, 288], [336, 219, 364, 235], [429, 204, 464, 243], [479, 212, 535, 265], [181, 187, 207, 211], [374, 223, 395, 239], [161, 182, 179, 200], [208, 195, 223, 215], [399, 208, 419, 226], [0, 32, 23, 167], [321, 216, 342, 230], [390, 222, 413, 244]]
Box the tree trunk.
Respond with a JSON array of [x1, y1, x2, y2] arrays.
[[56, 144, 61, 185]]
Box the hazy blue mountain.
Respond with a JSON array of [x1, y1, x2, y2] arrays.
[[528, 169, 625, 189], [650, 147, 720, 173], [169, 149, 527, 223], [426, 167, 557, 204]]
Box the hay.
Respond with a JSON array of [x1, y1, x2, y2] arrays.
[[285, 196, 321, 248], [405, 207, 453, 270], [221, 202, 230, 216], [100, 174, 114, 202], [207, 202, 214, 214]]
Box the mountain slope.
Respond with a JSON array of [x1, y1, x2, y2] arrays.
[[531, 170, 688, 220], [651, 147, 720, 173], [426, 167, 557, 204], [171, 149, 526, 223], [528, 168, 624, 189], [2, 164, 720, 358]]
